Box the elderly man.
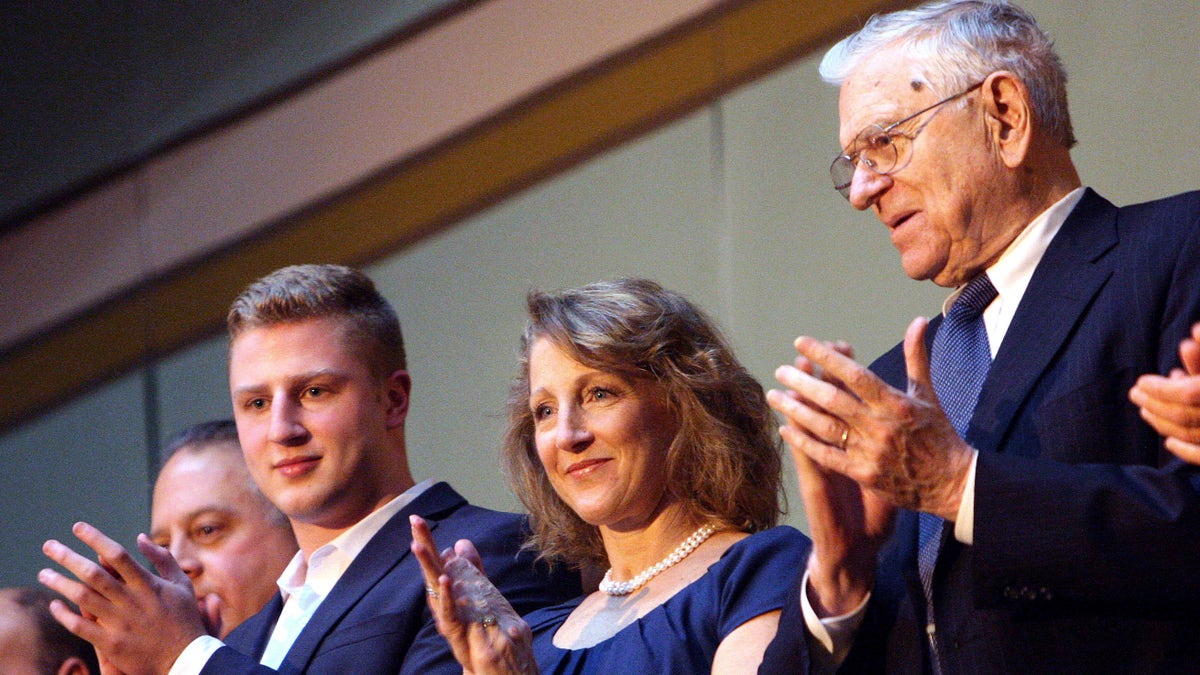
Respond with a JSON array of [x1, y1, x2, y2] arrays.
[[150, 420, 298, 638], [40, 264, 580, 674], [762, 1, 1200, 672]]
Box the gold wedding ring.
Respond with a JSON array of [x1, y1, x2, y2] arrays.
[[838, 425, 850, 450]]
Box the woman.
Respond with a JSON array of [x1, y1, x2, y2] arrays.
[[412, 278, 811, 673]]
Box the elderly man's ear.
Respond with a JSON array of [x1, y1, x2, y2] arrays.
[[981, 71, 1034, 168]]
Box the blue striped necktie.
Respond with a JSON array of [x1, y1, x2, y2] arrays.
[[918, 273, 997, 672]]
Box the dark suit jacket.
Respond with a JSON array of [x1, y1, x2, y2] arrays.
[[762, 189, 1200, 674], [200, 482, 581, 674]]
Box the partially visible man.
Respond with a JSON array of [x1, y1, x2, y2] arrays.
[[0, 586, 98, 675], [40, 263, 581, 674], [1132, 321, 1200, 463], [150, 419, 298, 638], [761, 1, 1200, 672]]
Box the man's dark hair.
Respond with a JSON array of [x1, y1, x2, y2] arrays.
[[7, 586, 100, 674]]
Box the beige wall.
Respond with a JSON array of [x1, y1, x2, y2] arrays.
[[392, 0, 1200, 523], [4, 0, 1200, 586]]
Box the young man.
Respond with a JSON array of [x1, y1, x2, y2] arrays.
[[41, 264, 580, 674]]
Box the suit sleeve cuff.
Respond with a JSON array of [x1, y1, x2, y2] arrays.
[[167, 635, 225, 675], [953, 449, 979, 545]]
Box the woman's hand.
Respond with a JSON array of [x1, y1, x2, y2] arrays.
[[410, 515, 538, 675]]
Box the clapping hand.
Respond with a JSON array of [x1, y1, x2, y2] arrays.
[[771, 319, 974, 518], [1130, 321, 1200, 463], [410, 515, 537, 675], [767, 320, 974, 614], [39, 522, 208, 675]]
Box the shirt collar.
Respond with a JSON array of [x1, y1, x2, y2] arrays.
[[275, 478, 435, 600], [942, 186, 1086, 317]]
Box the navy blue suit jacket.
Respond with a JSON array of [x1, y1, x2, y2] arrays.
[[200, 482, 581, 674], [763, 190, 1200, 673]]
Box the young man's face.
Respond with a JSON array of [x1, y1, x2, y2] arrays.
[[229, 317, 409, 534]]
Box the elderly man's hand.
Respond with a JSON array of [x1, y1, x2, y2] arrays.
[[40, 522, 207, 675], [769, 339, 894, 616], [771, 317, 975, 519]]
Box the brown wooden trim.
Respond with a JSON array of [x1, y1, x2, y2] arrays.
[[0, 0, 911, 432]]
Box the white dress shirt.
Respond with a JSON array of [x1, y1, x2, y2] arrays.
[[168, 479, 435, 675], [802, 188, 1086, 668]]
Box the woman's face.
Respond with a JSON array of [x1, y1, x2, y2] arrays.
[[528, 337, 679, 533]]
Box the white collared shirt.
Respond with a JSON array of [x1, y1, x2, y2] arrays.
[[952, 187, 1084, 544], [169, 479, 434, 675], [803, 187, 1087, 669]]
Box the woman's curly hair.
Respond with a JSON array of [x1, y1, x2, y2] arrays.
[[503, 278, 783, 568]]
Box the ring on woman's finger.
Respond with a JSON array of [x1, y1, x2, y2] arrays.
[[480, 615, 498, 627], [838, 425, 850, 450], [425, 585, 440, 599]]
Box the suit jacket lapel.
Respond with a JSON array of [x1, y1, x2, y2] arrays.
[[281, 482, 467, 671], [968, 188, 1119, 454]]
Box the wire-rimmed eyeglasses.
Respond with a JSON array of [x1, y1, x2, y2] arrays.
[[830, 81, 984, 199]]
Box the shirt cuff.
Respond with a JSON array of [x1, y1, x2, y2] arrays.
[[953, 449, 979, 545], [167, 635, 225, 675], [799, 568, 870, 671]]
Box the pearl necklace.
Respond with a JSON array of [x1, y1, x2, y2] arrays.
[[598, 523, 718, 596]]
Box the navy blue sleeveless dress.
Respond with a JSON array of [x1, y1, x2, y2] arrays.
[[526, 526, 811, 674]]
